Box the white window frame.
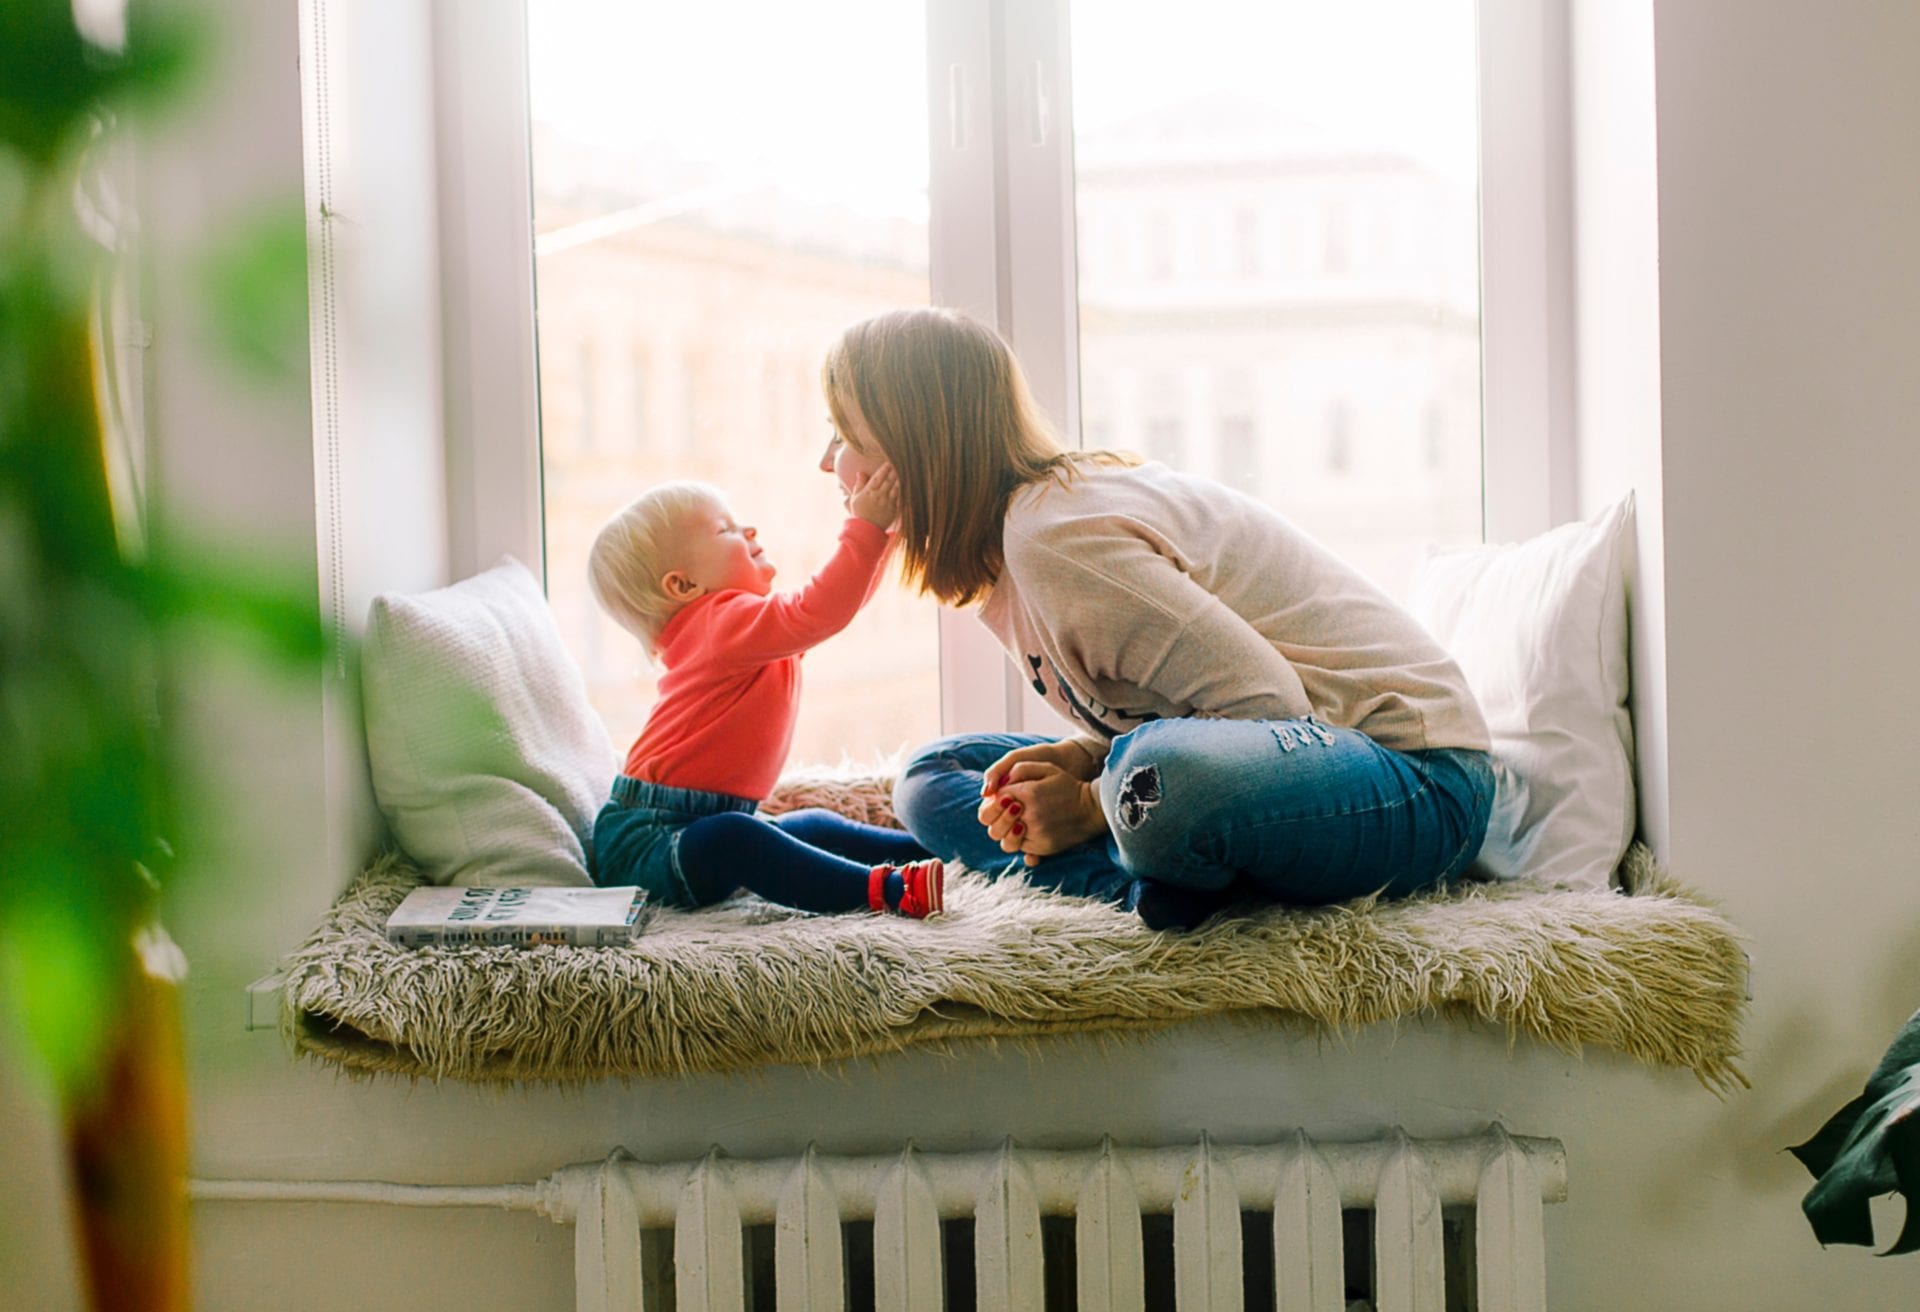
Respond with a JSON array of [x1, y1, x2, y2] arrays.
[[433, 0, 546, 584], [434, 0, 1577, 738], [1477, 0, 1579, 542]]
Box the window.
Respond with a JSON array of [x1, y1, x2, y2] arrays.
[[1146, 211, 1176, 282], [575, 343, 596, 452], [436, 0, 1569, 740], [1212, 369, 1259, 486], [629, 349, 648, 446], [1144, 418, 1186, 468], [1070, 0, 1482, 597], [1322, 200, 1352, 274], [1326, 400, 1354, 475], [1234, 206, 1262, 277], [526, 0, 943, 766], [1139, 373, 1185, 467], [1217, 415, 1258, 487]]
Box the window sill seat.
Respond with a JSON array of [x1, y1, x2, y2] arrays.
[[279, 777, 1746, 1091]]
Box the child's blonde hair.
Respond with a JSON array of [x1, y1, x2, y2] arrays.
[[588, 481, 722, 656]]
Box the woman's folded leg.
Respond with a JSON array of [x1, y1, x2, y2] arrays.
[[1100, 717, 1494, 908], [893, 733, 1132, 901]]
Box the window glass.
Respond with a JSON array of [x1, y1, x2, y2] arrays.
[[1070, 0, 1483, 595], [528, 0, 939, 768]]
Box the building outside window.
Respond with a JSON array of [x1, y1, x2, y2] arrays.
[[528, 0, 941, 765], [1217, 415, 1259, 487], [1326, 399, 1355, 475], [1071, 0, 1480, 592], [1144, 417, 1186, 469], [629, 350, 648, 447], [1234, 205, 1262, 277]]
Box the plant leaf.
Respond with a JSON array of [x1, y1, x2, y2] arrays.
[[140, 538, 330, 667], [0, 0, 200, 168], [1887, 1116, 1920, 1255], [195, 201, 309, 384], [0, 875, 128, 1101], [1789, 1090, 1873, 1180], [1793, 1009, 1920, 1252]]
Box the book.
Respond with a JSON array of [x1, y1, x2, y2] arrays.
[[384, 885, 650, 949]]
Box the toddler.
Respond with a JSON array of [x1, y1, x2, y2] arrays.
[[586, 469, 943, 918]]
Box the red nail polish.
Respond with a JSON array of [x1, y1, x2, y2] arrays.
[[1013, 823, 1025, 836], [1008, 802, 1023, 815]]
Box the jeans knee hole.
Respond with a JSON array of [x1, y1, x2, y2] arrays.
[[1115, 764, 1162, 832]]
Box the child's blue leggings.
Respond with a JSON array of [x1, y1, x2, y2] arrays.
[[678, 808, 930, 913], [594, 775, 931, 913]]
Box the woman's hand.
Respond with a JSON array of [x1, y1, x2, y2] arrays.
[[977, 757, 1109, 867], [847, 464, 901, 529], [980, 738, 1103, 790]]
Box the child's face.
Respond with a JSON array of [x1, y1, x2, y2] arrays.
[[672, 498, 776, 598]]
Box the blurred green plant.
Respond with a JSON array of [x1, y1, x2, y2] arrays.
[[198, 203, 313, 386], [0, 0, 325, 1106], [1791, 1008, 1920, 1255]]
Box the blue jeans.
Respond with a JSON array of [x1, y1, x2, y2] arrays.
[[892, 719, 1496, 908], [594, 776, 928, 912]]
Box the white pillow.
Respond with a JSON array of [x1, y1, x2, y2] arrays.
[[362, 557, 617, 887], [1408, 495, 1636, 890]]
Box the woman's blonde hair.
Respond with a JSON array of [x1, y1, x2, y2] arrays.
[[823, 307, 1134, 606], [587, 481, 722, 657]]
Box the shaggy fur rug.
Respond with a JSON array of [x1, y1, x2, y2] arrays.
[[281, 772, 1748, 1090]]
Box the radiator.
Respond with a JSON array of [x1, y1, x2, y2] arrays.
[[534, 1126, 1565, 1312]]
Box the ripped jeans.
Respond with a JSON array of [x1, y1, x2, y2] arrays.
[[892, 719, 1496, 907]]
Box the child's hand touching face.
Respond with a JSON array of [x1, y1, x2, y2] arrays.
[[847, 464, 901, 529]]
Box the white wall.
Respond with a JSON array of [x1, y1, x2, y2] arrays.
[[1646, 0, 1920, 1297], [0, 1054, 84, 1307]]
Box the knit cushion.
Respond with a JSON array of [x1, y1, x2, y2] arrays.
[[1409, 495, 1636, 891], [362, 557, 617, 886]]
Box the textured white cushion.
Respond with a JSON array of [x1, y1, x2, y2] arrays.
[[362, 557, 617, 887], [1408, 496, 1636, 890]]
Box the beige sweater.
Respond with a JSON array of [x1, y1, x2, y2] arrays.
[[976, 461, 1491, 759]]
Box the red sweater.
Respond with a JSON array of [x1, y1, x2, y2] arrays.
[[622, 517, 890, 800]]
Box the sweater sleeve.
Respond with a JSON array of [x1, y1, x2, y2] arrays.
[[704, 518, 891, 664], [1012, 515, 1316, 724]]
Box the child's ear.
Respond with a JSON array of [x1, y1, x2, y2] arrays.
[[661, 570, 702, 601]]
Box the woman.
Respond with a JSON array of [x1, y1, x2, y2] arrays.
[[818, 307, 1496, 928]]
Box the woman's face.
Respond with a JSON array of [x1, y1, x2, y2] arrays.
[[818, 406, 887, 501]]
